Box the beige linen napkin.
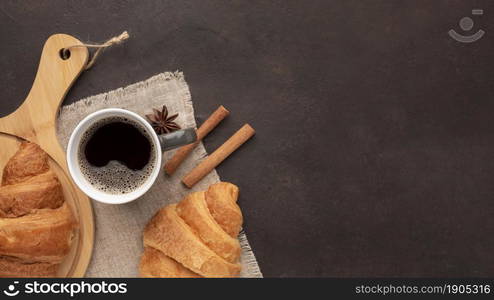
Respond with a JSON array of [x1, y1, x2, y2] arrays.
[[56, 72, 262, 277]]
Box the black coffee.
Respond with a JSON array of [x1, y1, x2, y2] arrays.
[[78, 117, 156, 194], [84, 121, 151, 170]]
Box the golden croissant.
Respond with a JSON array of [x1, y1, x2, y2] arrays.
[[140, 182, 243, 278], [0, 142, 76, 277]]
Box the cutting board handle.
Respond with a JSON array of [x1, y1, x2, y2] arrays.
[[0, 34, 88, 166]]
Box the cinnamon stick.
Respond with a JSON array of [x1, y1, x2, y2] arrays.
[[182, 124, 255, 188], [164, 106, 229, 175]]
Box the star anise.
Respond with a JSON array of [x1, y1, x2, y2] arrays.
[[145, 105, 181, 134]]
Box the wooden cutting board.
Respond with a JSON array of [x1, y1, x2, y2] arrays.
[[0, 34, 94, 277]]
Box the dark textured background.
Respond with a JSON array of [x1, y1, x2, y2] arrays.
[[1, 1, 494, 277]]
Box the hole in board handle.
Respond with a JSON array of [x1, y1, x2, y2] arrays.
[[59, 48, 71, 60]]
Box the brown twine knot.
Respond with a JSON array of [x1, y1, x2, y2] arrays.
[[62, 31, 130, 70]]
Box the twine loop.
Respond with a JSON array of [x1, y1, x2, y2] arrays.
[[62, 31, 129, 70]]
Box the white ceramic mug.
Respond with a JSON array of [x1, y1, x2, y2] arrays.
[[67, 108, 196, 204]]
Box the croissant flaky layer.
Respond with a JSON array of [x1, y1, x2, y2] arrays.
[[2, 142, 50, 186], [205, 182, 242, 238], [139, 247, 200, 278], [0, 203, 75, 263], [140, 182, 243, 278], [0, 142, 76, 277], [176, 191, 241, 263], [0, 171, 64, 218], [0, 256, 59, 278]]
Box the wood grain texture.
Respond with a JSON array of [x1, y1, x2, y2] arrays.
[[0, 34, 94, 277]]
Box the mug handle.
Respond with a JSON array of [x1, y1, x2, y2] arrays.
[[157, 128, 197, 151]]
